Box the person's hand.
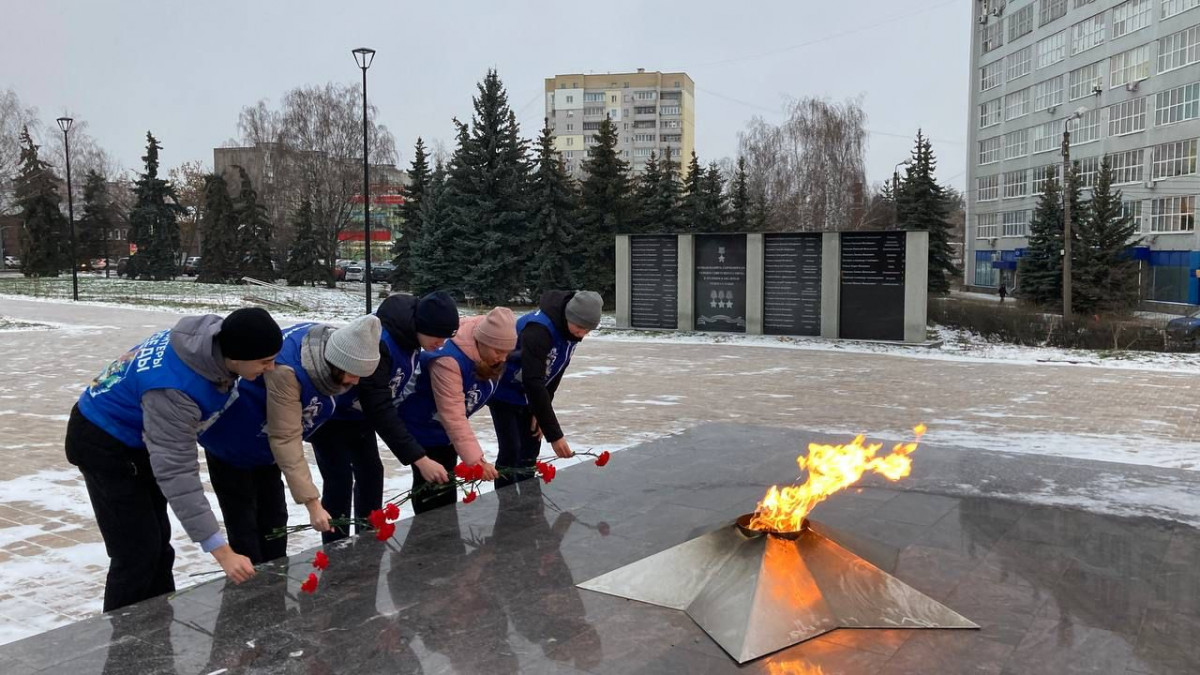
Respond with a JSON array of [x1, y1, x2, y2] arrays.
[[478, 460, 500, 481], [212, 544, 256, 584], [529, 416, 543, 441], [550, 437, 574, 459], [416, 456, 449, 483], [305, 499, 332, 532]]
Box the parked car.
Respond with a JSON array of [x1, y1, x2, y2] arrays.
[[344, 264, 364, 282], [370, 261, 395, 283], [183, 257, 201, 276], [4, 255, 20, 269], [1166, 307, 1200, 348]]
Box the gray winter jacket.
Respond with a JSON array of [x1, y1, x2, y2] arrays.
[[140, 315, 236, 552]]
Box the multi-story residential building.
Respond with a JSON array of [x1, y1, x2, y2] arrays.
[[544, 69, 695, 178], [967, 0, 1200, 306]]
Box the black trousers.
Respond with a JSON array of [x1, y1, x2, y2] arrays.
[[310, 419, 384, 544], [489, 400, 543, 489], [64, 404, 176, 613], [410, 444, 459, 514], [203, 451, 288, 564]]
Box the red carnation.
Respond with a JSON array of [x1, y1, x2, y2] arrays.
[[540, 464, 557, 484], [300, 573, 318, 594], [384, 503, 400, 521], [312, 551, 329, 570], [595, 451, 611, 467], [454, 463, 473, 480], [368, 509, 387, 529], [375, 522, 396, 541], [471, 464, 485, 481], [463, 491, 478, 504]]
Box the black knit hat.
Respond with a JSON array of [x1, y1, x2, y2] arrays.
[[218, 307, 283, 360], [415, 291, 460, 338]]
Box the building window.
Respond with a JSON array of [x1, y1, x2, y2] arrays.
[[1033, 76, 1064, 111], [1077, 156, 1101, 188], [635, 91, 657, 100], [1124, 199, 1145, 230], [660, 105, 681, 115], [660, 120, 681, 129], [1151, 138, 1199, 178], [1162, 0, 1200, 19], [979, 136, 1003, 164], [1159, 25, 1200, 73], [1008, 46, 1033, 81], [1003, 210, 1031, 237], [1010, 4, 1035, 41], [1071, 13, 1106, 55], [977, 212, 1000, 238], [1109, 44, 1152, 89], [565, 95, 573, 103], [1033, 164, 1062, 194], [566, 123, 574, 131], [1003, 170, 1029, 198], [982, 60, 1004, 91], [982, 21, 1004, 53], [583, 92, 604, 102], [634, 148, 654, 158], [1109, 148, 1145, 183], [1005, 128, 1030, 159], [633, 133, 655, 142], [1040, 0, 1068, 25], [978, 174, 1001, 201], [1150, 196, 1197, 231], [1075, 0, 1097, 7], [1005, 88, 1031, 120], [1073, 108, 1103, 144], [1113, 0, 1153, 37], [634, 106, 656, 114], [1036, 31, 1068, 68], [1108, 97, 1147, 135], [980, 98, 1003, 128], [1033, 120, 1061, 153], [674, 80, 680, 87], [661, 134, 682, 142], [566, 138, 573, 146], [1155, 82, 1200, 126], [582, 122, 601, 131], [974, 250, 1000, 286], [584, 106, 605, 116], [1068, 61, 1104, 100], [633, 120, 656, 129]]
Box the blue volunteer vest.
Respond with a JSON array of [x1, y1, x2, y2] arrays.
[[76, 329, 235, 449], [199, 323, 336, 468], [398, 340, 497, 447], [332, 327, 418, 420], [492, 311, 577, 406]]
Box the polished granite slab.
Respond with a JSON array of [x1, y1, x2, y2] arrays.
[[3, 423, 1199, 674]]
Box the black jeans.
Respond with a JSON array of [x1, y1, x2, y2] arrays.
[[489, 400, 543, 489], [203, 451, 288, 564], [64, 404, 176, 613], [410, 444, 459, 514], [310, 418, 384, 543]]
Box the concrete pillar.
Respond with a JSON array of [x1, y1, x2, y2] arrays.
[[746, 233, 764, 334], [820, 232, 840, 339], [677, 234, 694, 331], [615, 235, 631, 328], [904, 230, 930, 343]]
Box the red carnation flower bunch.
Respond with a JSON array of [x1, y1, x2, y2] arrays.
[[300, 549, 330, 594], [368, 504, 400, 542]]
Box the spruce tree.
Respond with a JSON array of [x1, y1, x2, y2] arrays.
[[284, 199, 324, 287], [443, 70, 531, 304], [1018, 166, 1064, 307], [1076, 158, 1139, 313], [896, 130, 959, 294], [527, 121, 577, 297], [233, 166, 274, 280], [78, 170, 117, 268], [128, 132, 184, 280], [410, 161, 457, 296], [391, 137, 429, 289], [681, 151, 709, 232], [703, 162, 729, 231], [197, 173, 239, 284], [655, 147, 686, 233], [632, 151, 663, 234], [729, 157, 751, 232], [13, 127, 65, 277], [574, 115, 634, 304]]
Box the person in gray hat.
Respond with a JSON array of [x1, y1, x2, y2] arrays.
[[198, 315, 382, 562], [488, 290, 603, 490]]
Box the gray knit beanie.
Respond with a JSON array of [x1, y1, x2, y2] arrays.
[[565, 291, 603, 330], [325, 315, 382, 377]]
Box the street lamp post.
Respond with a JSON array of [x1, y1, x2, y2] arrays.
[[352, 47, 376, 314], [893, 159, 912, 227], [57, 117, 78, 301], [1061, 107, 1087, 322]]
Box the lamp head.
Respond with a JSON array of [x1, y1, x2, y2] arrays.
[[352, 48, 376, 70], [56, 117, 74, 133]]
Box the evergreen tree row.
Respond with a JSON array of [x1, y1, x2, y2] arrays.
[[197, 166, 285, 284]]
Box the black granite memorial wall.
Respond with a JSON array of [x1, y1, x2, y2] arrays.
[[763, 233, 823, 336], [630, 235, 678, 329], [839, 232, 906, 340], [694, 234, 747, 333]]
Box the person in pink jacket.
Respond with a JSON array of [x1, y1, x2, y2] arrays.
[[399, 307, 517, 513]]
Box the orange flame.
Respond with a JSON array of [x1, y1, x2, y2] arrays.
[[767, 661, 826, 675], [749, 424, 927, 533]]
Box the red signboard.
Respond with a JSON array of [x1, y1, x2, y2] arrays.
[[338, 230, 392, 242]]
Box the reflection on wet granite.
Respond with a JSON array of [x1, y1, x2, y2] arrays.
[[2, 422, 1199, 673]]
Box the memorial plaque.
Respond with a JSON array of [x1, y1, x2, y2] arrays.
[[763, 233, 823, 336], [839, 232, 906, 341], [694, 234, 747, 333], [630, 235, 678, 329]]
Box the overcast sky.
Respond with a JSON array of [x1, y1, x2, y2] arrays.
[[1, 0, 971, 189]]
